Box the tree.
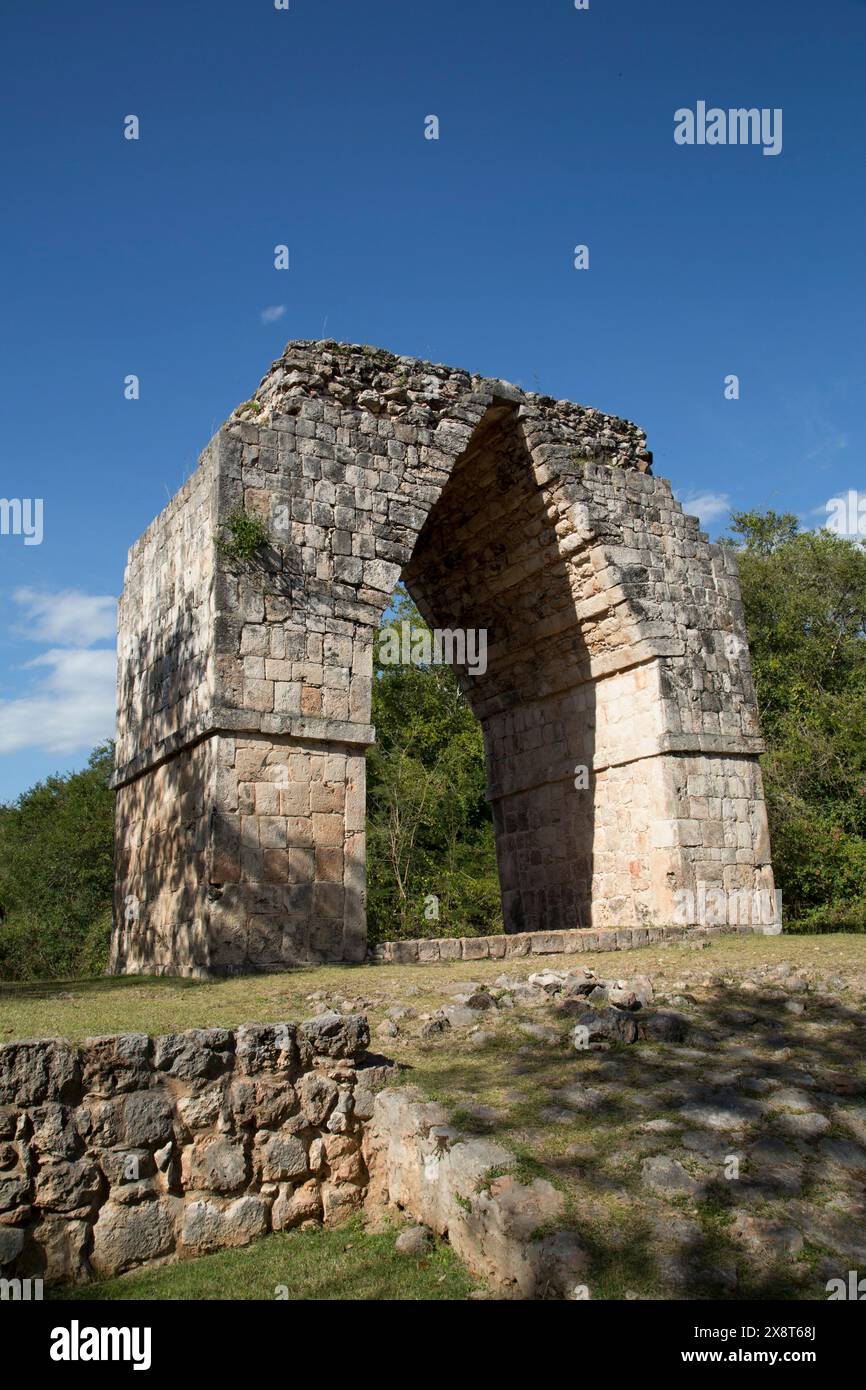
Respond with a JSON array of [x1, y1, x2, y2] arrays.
[[724, 511, 866, 928], [0, 743, 115, 979], [365, 587, 501, 942]]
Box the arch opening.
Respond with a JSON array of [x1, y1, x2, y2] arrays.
[[398, 403, 596, 934]]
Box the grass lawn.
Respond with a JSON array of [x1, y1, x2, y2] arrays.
[[51, 1216, 481, 1301], [2, 930, 863, 1046]]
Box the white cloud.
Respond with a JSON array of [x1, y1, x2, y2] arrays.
[[0, 589, 117, 758], [677, 491, 731, 526], [12, 588, 116, 646], [0, 647, 116, 755], [260, 305, 287, 324]]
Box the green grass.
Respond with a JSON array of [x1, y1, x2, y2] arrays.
[[51, 1217, 481, 1302], [3, 931, 863, 1046]]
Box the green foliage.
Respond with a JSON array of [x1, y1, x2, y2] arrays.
[[0, 744, 116, 979], [216, 508, 270, 562], [725, 510, 866, 929], [366, 586, 502, 943]]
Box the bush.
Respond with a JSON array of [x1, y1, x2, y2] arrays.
[[725, 512, 866, 931], [0, 745, 115, 980]]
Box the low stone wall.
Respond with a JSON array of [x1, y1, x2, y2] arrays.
[[0, 1015, 392, 1285], [368, 920, 762, 965], [363, 1087, 587, 1299]]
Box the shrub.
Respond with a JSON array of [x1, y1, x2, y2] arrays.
[[0, 745, 115, 980]]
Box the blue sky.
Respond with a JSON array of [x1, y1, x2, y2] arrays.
[[0, 0, 864, 801]]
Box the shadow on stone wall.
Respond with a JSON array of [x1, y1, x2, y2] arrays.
[[404, 404, 597, 934]]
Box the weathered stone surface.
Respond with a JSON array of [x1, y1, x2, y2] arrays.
[[0, 1173, 30, 1212], [98, 1147, 155, 1187], [90, 1198, 177, 1276], [0, 1016, 382, 1286], [254, 1131, 308, 1183], [554, 1084, 604, 1112], [83, 1090, 174, 1149], [183, 1136, 248, 1193], [271, 1180, 322, 1231], [440, 1005, 478, 1030], [30, 1216, 91, 1283], [730, 1211, 803, 1258], [777, 1111, 831, 1139], [28, 1104, 82, 1161], [181, 1196, 268, 1253], [571, 1006, 638, 1046], [235, 1023, 298, 1075], [298, 1072, 338, 1126], [321, 1180, 365, 1222], [817, 1137, 866, 1174], [0, 1224, 26, 1266], [395, 1224, 432, 1256], [228, 1077, 297, 1129], [299, 1012, 369, 1059], [372, 923, 761, 968], [637, 1009, 690, 1043], [110, 341, 775, 976], [679, 1096, 763, 1132], [363, 1087, 586, 1298], [176, 1086, 224, 1133], [34, 1160, 101, 1214], [0, 1040, 79, 1108], [153, 1029, 234, 1081], [641, 1155, 703, 1197], [351, 1087, 376, 1121], [80, 1034, 151, 1096]]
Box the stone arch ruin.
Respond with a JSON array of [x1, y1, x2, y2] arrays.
[[112, 341, 775, 975]]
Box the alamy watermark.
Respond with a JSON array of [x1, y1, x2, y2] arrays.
[[673, 881, 782, 933], [378, 621, 487, 676], [0, 497, 43, 545], [675, 102, 783, 157], [826, 1270, 866, 1300], [0, 1276, 43, 1301], [825, 490, 866, 538], [50, 1322, 151, 1371]]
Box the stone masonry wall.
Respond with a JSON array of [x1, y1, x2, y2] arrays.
[[0, 1015, 391, 1286], [114, 440, 219, 776], [112, 340, 775, 974], [368, 919, 761, 965]]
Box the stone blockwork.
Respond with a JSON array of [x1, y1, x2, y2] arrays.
[[364, 1087, 588, 1299], [0, 1016, 392, 1285], [368, 920, 763, 966], [113, 340, 774, 975]]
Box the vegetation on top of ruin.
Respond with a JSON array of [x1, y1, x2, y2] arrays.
[[215, 507, 271, 563]]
